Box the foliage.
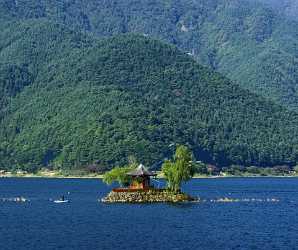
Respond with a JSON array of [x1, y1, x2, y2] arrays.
[[222, 165, 246, 176], [162, 145, 195, 192], [255, 0, 298, 21], [194, 162, 208, 176], [0, 21, 298, 172], [194, 162, 220, 176], [103, 166, 134, 187], [221, 165, 292, 176], [103, 156, 138, 186], [245, 166, 260, 175], [0, 0, 298, 110]]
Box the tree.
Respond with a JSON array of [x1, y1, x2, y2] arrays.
[[162, 145, 195, 192], [194, 161, 208, 175], [103, 166, 134, 187], [246, 166, 260, 175], [103, 156, 139, 186]]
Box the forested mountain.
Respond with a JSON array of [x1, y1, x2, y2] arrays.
[[254, 0, 298, 21], [0, 0, 297, 110], [0, 20, 297, 172]]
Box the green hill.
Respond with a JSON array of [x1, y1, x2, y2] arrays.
[[0, 0, 297, 110], [0, 20, 297, 172], [255, 0, 298, 21]]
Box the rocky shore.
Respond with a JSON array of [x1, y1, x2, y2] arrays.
[[101, 189, 198, 203]]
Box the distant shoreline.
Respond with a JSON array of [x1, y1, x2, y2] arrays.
[[0, 170, 104, 179], [193, 175, 298, 178], [0, 174, 104, 179], [1, 172, 298, 179]]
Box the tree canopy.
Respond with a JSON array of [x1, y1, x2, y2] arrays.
[[0, 0, 298, 110], [162, 145, 195, 192], [0, 21, 298, 171], [103, 166, 134, 187]]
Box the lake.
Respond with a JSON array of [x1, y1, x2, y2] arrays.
[[0, 177, 298, 250]]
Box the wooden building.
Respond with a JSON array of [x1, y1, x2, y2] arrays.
[[127, 164, 157, 190]]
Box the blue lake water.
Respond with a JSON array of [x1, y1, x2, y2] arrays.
[[0, 177, 298, 250]]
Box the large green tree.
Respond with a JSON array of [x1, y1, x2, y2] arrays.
[[103, 166, 134, 187], [103, 157, 138, 186], [162, 145, 195, 192]]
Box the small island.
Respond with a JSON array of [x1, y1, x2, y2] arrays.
[[102, 145, 198, 203]]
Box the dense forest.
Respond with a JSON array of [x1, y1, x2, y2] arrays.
[[254, 0, 298, 21], [0, 20, 298, 172], [0, 0, 297, 111]]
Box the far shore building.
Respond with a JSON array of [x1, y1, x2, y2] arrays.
[[127, 164, 157, 190]]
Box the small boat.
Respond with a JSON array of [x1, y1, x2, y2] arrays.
[[54, 199, 69, 203], [53, 195, 69, 203]]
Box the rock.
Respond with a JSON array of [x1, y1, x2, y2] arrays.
[[1, 196, 29, 203], [101, 189, 198, 203]]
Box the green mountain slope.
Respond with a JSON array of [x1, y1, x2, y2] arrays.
[[0, 20, 297, 171], [255, 0, 298, 21], [0, 0, 297, 110], [0, 20, 93, 116]]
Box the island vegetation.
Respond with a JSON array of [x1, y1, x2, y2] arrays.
[[102, 145, 197, 203], [161, 145, 195, 192]]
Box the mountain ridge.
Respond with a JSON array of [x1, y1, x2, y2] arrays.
[[0, 20, 297, 171], [0, 0, 297, 110]]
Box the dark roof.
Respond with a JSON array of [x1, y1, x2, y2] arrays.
[[127, 164, 157, 176]]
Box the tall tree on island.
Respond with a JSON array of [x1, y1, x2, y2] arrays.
[[162, 145, 195, 192]]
